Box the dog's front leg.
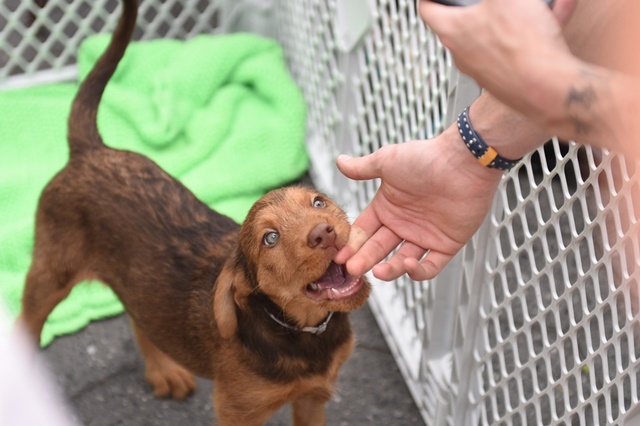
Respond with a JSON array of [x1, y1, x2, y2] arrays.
[[292, 394, 328, 426], [213, 382, 283, 426]]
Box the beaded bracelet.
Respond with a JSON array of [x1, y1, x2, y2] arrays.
[[456, 107, 521, 171]]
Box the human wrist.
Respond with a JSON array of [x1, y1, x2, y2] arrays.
[[437, 93, 551, 184], [457, 106, 523, 171], [438, 124, 504, 184], [468, 93, 550, 160]]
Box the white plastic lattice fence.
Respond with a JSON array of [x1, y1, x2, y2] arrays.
[[0, 0, 274, 89], [274, 1, 640, 426], [3, 1, 639, 425]]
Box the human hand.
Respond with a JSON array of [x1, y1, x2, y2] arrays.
[[334, 127, 503, 281], [418, 0, 579, 113]]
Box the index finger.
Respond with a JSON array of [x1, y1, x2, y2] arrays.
[[334, 201, 382, 264]]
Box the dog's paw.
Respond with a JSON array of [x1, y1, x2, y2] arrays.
[[145, 362, 197, 400]]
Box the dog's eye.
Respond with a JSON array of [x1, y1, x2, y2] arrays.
[[312, 197, 326, 208], [263, 232, 279, 247]]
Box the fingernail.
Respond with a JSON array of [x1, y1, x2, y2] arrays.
[[337, 154, 352, 162]]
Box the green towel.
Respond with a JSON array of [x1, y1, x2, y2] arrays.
[[0, 33, 308, 346]]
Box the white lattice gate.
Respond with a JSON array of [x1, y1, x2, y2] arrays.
[[274, 1, 640, 425], [2, 0, 639, 424]]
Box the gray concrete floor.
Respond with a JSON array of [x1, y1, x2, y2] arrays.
[[40, 303, 425, 426]]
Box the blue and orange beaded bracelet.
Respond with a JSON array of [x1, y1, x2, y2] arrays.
[[456, 107, 521, 171]]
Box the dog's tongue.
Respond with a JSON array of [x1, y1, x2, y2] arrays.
[[316, 262, 346, 289]]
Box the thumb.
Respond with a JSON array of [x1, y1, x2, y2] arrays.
[[417, 0, 459, 35], [551, 0, 579, 27], [336, 153, 382, 181]]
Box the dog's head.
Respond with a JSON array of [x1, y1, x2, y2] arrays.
[[214, 186, 371, 338]]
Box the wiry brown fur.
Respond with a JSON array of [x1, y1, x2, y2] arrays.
[[18, 0, 371, 425]]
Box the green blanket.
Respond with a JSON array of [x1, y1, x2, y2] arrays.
[[0, 33, 308, 346]]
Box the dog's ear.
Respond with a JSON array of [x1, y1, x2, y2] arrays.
[[213, 262, 250, 340]]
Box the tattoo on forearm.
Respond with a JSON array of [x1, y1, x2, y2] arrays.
[[567, 85, 597, 109], [566, 84, 597, 135]]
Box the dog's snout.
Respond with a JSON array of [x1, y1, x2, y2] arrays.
[[307, 223, 336, 249]]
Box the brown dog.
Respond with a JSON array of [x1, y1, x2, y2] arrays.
[[18, 0, 371, 424]]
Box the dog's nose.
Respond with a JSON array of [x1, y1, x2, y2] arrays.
[[307, 223, 336, 249]]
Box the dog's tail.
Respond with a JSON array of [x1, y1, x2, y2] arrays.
[[67, 0, 137, 156]]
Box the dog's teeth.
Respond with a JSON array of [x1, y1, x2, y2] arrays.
[[309, 282, 319, 291]]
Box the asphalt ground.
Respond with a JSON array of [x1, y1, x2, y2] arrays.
[[40, 302, 425, 426]]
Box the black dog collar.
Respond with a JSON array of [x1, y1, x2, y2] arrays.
[[265, 309, 334, 335]]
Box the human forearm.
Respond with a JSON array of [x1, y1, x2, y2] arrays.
[[513, 55, 640, 159], [528, 0, 640, 158], [419, 0, 640, 161]]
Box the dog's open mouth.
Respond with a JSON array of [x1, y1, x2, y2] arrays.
[[305, 262, 364, 301]]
